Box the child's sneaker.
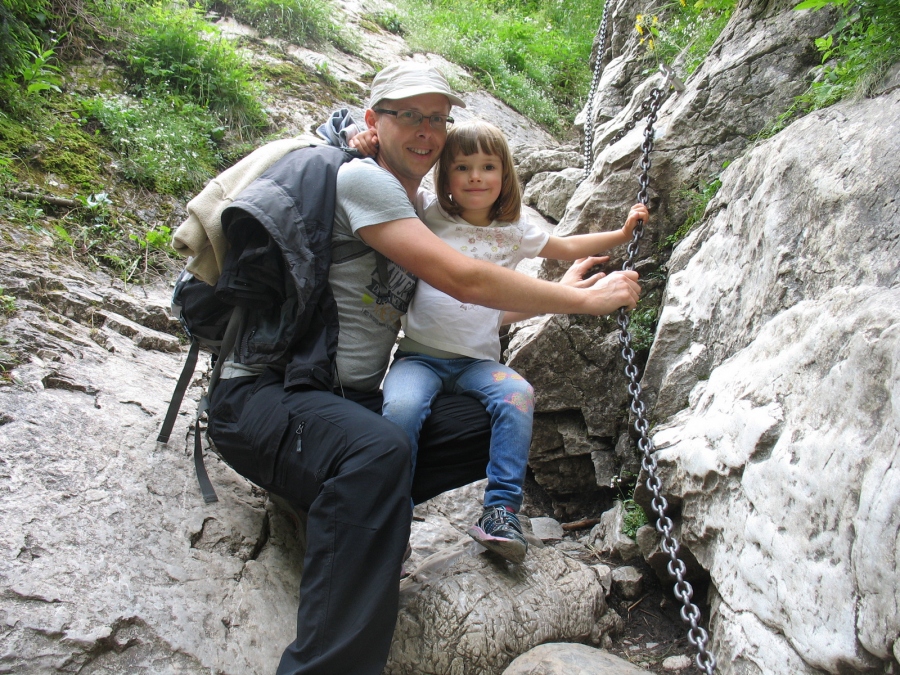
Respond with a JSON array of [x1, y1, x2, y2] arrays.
[[467, 506, 528, 563]]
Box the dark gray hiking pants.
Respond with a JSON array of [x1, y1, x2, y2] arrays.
[[208, 368, 490, 675]]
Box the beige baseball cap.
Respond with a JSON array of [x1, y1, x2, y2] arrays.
[[368, 62, 466, 110]]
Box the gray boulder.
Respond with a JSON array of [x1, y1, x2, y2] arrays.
[[502, 642, 652, 674], [386, 544, 611, 675]]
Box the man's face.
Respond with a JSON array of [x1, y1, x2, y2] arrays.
[[366, 93, 452, 188]]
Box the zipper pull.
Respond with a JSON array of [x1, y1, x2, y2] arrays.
[[295, 421, 305, 453]]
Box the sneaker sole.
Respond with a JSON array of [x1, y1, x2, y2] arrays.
[[467, 526, 527, 564]]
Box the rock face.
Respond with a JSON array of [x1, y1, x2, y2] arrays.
[[0, 253, 303, 674], [639, 83, 900, 673], [508, 0, 838, 510], [504, 0, 900, 671]]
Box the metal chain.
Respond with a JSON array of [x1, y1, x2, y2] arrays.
[[580, 4, 610, 185], [609, 96, 656, 147], [614, 86, 718, 674]]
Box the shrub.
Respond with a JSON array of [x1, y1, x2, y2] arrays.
[[634, 0, 737, 77], [758, 0, 899, 137], [81, 93, 224, 195], [122, 2, 267, 133], [229, 0, 358, 50], [0, 0, 51, 79], [395, 0, 607, 132], [794, 0, 900, 108]]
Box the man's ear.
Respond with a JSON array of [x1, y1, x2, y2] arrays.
[[364, 108, 378, 129]]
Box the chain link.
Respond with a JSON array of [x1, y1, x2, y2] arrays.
[[580, 4, 610, 185], [614, 86, 717, 674]]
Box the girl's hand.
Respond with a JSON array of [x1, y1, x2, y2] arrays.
[[623, 203, 649, 238], [560, 256, 610, 288], [349, 127, 379, 157]]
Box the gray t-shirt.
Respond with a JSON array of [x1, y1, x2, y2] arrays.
[[330, 158, 419, 391]]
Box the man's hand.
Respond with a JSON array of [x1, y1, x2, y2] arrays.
[[623, 203, 649, 239], [349, 128, 379, 158], [560, 256, 609, 288], [581, 270, 641, 314]]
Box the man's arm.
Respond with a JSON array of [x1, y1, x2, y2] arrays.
[[357, 218, 640, 317], [501, 256, 611, 325]]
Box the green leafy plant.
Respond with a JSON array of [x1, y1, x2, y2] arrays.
[[80, 93, 224, 195], [394, 0, 608, 132], [634, 0, 737, 77], [664, 173, 723, 248], [620, 498, 649, 539], [364, 10, 406, 35], [17, 36, 63, 95], [0, 0, 51, 81], [0, 288, 17, 316], [122, 2, 267, 133], [130, 224, 171, 251], [628, 306, 659, 352], [229, 0, 358, 50], [758, 0, 899, 137], [610, 470, 648, 539], [794, 0, 900, 108]]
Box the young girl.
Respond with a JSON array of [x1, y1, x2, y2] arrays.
[[367, 120, 647, 563]]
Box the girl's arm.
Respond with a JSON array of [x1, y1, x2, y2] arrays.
[[539, 203, 648, 261], [348, 127, 379, 157]]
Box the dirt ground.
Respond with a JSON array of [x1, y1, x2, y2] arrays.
[[522, 476, 712, 673]]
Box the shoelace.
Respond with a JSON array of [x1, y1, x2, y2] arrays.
[[484, 508, 520, 533]]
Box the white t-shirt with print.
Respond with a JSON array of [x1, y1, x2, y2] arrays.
[[403, 193, 550, 362]]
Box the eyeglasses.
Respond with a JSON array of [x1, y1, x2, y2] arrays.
[[373, 108, 455, 131]]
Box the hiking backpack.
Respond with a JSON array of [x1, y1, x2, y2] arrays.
[[157, 139, 383, 503]]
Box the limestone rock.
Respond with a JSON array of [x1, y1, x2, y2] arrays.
[[386, 545, 610, 675], [501, 642, 652, 674], [589, 502, 640, 561], [591, 563, 613, 597], [530, 517, 564, 542], [507, 0, 840, 501], [611, 566, 643, 600], [523, 168, 583, 223], [661, 654, 693, 671], [637, 86, 900, 672], [514, 146, 583, 183]]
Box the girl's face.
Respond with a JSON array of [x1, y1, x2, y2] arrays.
[[446, 149, 504, 225]]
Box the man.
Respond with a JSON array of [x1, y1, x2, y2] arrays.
[[208, 61, 641, 674]]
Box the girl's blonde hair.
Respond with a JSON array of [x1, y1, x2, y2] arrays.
[[434, 120, 522, 223]]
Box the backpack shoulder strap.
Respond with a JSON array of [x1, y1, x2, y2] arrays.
[[192, 306, 245, 504]]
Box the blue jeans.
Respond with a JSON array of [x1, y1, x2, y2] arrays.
[[382, 351, 534, 511]]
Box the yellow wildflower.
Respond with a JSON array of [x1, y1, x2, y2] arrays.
[[636, 23, 644, 34]]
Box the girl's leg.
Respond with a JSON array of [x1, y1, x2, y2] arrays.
[[453, 360, 534, 512], [381, 353, 445, 463]]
